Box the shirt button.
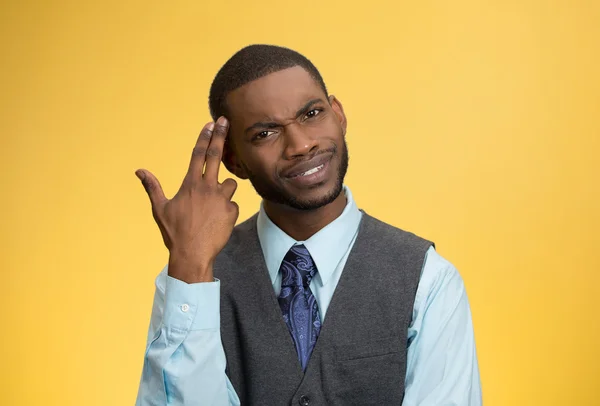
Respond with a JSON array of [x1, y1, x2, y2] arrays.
[[181, 304, 190, 312], [299, 395, 310, 405]]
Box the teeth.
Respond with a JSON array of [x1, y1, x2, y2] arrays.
[[300, 164, 324, 177]]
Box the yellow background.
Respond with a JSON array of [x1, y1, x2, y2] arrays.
[[1, 0, 598, 405]]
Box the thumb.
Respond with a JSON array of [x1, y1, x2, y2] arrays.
[[135, 169, 167, 207]]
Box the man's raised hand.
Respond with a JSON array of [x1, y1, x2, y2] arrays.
[[135, 117, 239, 283]]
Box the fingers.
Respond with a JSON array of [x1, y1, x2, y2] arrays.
[[220, 178, 237, 200], [184, 122, 215, 186], [135, 169, 167, 207], [203, 116, 229, 183]]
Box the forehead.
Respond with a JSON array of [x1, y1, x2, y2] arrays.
[[226, 66, 326, 123]]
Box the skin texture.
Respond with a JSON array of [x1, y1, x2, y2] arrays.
[[136, 66, 349, 283], [223, 66, 349, 241], [135, 118, 239, 283]]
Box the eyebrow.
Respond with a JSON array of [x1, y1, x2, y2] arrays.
[[244, 98, 325, 134]]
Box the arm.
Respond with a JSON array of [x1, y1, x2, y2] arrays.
[[403, 247, 482, 406], [134, 117, 240, 405], [135, 269, 240, 406]]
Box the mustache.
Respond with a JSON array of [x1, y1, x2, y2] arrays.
[[279, 145, 338, 179], [294, 146, 337, 162]]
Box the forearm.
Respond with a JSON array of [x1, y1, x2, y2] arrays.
[[136, 270, 240, 406]]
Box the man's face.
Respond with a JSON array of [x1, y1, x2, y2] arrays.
[[224, 66, 348, 211]]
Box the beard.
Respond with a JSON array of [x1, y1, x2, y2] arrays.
[[245, 140, 349, 211]]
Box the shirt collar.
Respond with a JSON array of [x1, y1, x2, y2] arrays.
[[256, 185, 362, 287]]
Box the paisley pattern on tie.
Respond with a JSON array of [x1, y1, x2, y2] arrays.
[[277, 244, 321, 372]]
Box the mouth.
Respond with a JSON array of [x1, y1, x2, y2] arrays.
[[283, 153, 333, 179], [290, 163, 325, 178], [283, 154, 333, 188]]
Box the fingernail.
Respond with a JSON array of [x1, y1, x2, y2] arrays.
[[207, 122, 215, 131], [135, 170, 145, 180], [218, 116, 228, 126]]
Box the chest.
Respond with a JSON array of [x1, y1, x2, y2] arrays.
[[212, 213, 431, 405]]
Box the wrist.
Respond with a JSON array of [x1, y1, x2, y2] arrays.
[[168, 254, 214, 283]]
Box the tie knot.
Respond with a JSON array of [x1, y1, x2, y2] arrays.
[[280, 244, 317, 287]]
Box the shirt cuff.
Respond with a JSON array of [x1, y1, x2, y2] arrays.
[[163, 275, 221, 331]]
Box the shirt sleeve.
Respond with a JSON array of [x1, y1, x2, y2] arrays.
[[403, 247, 482, 406], [135, 267, 241, 406]]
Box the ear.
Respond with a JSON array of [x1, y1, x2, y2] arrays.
[[328, 95, 347, 136], [222, 140, 249, 179]]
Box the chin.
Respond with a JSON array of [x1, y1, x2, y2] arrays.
[[284, 181, 344, 211]]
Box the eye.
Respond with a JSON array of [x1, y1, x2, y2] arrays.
[[305, 108, 322, 119], [254, 130, 275, 140]]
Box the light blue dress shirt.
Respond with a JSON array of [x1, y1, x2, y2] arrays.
[[136, 187, 482, 405]]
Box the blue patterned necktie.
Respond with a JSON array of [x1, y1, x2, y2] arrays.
[[277, 244, 322, 372]]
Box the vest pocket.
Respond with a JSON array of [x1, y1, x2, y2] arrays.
[[335, 336, 399, 362], [327, 337, 404, 405]]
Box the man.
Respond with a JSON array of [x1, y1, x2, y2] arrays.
[[135, 45, 481, 405]]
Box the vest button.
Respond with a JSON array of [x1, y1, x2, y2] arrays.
[[299, 395, 310, 405]]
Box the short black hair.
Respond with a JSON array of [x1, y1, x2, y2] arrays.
[[208, 44, 328, 121]]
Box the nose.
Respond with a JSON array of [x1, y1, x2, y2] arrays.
[[282, 124, 318, 160]]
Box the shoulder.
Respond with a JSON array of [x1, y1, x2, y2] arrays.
[[232, 212, 259, 235], [222, 213, 259, 249], [360, 211, 434, 250], [213, 213, 261, 280], [417, 246, 465, 305]]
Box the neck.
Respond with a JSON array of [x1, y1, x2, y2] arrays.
[[263, 191, 347, 241]]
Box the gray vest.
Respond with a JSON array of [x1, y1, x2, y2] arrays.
[[213, 211, 433, 405]]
